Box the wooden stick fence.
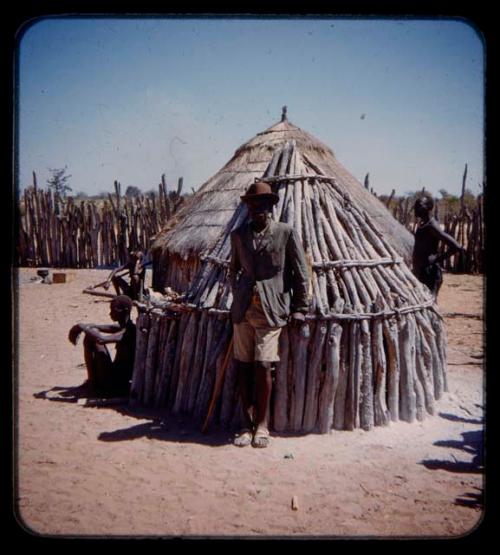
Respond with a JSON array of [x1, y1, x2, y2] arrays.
[[16, 174, 185, 268]]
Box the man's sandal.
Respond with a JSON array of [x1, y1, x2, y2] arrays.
[[233, 428, 253, 447], [252, 428, 271, 448]]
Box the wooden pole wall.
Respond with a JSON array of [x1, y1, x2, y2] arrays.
[[16, 178, 184, 268]]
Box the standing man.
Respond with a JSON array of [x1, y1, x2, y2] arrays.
[[229, 181, 310, 448], [413, 195, 465, 300]]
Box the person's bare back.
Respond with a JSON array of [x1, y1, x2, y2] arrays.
[[412, 196, 464, 299]]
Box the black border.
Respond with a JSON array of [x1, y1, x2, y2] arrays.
[[5, 1, 494, 546]]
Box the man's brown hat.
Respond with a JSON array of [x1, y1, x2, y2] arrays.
[[240, 180, 279, 205]]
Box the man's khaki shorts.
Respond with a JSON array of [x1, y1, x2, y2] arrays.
[[233, 294, 283, 363]]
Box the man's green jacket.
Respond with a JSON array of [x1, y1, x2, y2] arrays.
[[229, 218, 311, 327]]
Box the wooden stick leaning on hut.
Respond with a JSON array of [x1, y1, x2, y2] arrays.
[[344, 320, 361, 430], [154, 317, 180, 407], [333, 315, 351, 430], [317, 321, 343, 433], [193, 317, 228, 421], [201, 336, 234, 433], [167, 312, 192, 409], [397, 307, 417, 423], [302, 321, 328, 431], [142, 309, 163, 406], [152, 315, 169, 404], [371, 297, 390, 426], [414, 324, 435, 416], [184, 311, 209, 414], [129, 310, 151, 407], [289, 321, 311, 431], [173, 311, 200, 413]]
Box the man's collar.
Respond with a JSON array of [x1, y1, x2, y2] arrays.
[[244, 217, 276, 251]]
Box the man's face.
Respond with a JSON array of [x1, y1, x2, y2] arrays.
[[109, 303, 129, 322], [414, 201, 429, 219], [109, 305, 120, 321], [246, 198, 272, 225]]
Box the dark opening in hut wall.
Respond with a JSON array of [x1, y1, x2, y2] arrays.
[[131, 140, 449, 434], [16, 174, 185, 268]]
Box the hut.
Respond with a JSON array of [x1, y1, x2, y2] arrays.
[[131, 110, 447, 433]]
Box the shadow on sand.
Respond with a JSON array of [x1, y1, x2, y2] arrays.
[[438, 411, 483, 426], [34, 382, 319, 448], [420, 411, 484, 511], [33, 383, 236, 447], [33, 382, 98, 403]]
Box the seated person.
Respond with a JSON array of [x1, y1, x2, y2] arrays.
[[104, 248, 146, 301], [68, 295, 136, 397]]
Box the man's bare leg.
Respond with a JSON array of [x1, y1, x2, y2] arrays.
[[111, 276, 129, 297], [83, 334, 112, 395], [253, 361, 273, 448], [234, 360, 255, 446]]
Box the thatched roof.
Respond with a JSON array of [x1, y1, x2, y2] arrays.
[[151, 114, 414, 288]]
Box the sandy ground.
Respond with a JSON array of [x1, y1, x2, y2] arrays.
[[14, 268, 485, 538]]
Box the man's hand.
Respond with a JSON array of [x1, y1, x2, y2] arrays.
[[68, 324, 82, 345], [103, 281, 110, 291], [290, 312, 306, 325]]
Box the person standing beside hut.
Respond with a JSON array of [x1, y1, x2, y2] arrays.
[[412, 195, 465, 300], [229, 181, 310, 448]]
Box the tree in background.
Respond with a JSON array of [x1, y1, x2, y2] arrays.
[[125, 185, 142, 198], [144, 189, 157, 199], [47, 166, 72, 197]]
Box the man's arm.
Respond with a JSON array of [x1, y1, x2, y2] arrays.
[[286, 228, 310, 315], [108, 263, 126, 279], [81, 324, 126, 344], [132, 255, 145, 277], [89, 323, 122, 333], [429, 221, 465, 264], [68, 323, 124, 345]]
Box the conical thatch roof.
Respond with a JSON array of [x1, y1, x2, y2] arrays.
[[151, 113, 414, 293], [131, 137, 447, 434]]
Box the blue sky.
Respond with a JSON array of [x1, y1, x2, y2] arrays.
[[16, 17, 484, 198]]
